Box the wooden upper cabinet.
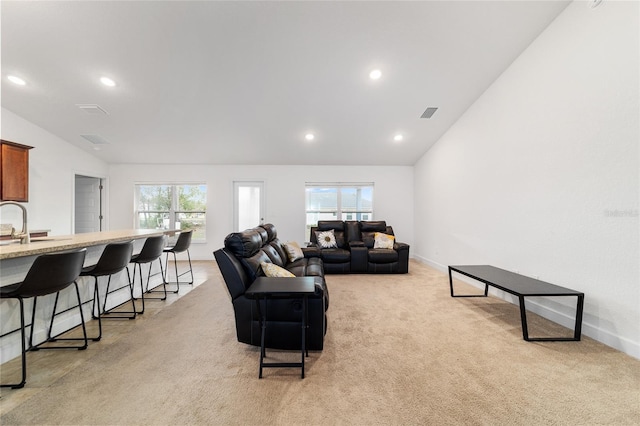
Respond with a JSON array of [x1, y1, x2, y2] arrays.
[[0, 140, 33, 202]]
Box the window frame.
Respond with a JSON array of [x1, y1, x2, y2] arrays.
[[134, 183, 207, 242], [305, 182, 374, 237]]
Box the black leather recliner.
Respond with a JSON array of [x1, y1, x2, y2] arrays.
[[214, 224, 328, 351], [308, 220, 410, 274], [306, 220, 351, 274]]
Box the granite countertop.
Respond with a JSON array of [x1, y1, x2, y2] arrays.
[[0, 229, 51, 240], [0, 229, 175, 260]]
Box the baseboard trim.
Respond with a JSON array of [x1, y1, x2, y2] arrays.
[[413, 256, 640, 360]]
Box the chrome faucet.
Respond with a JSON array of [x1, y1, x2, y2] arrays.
[[0, 201, 30, 244]]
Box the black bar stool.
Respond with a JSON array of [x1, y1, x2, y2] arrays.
[[128, 235, 166, 315], [162, 230, 194, 293], [78, 240, 135, 332], [0, 249, 87, 389]]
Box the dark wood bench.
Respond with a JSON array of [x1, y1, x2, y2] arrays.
[[448, 265, 584, 342]]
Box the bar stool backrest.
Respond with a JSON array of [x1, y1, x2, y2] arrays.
[[171, 230, 193, 253], [18, 249, 87, 298], [92, 241, 134, 276], [133, 235, 165, 263]]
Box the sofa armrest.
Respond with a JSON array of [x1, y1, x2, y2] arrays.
[[394, 242, 410, 252], [348, 240, 365, 248], [395, 242, 410, 273], [302, 246, 321, 258]]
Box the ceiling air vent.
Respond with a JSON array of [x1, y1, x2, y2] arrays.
[[76, 104, 109, 115], [81, 134, 110, 145], [420, 107, 438, 119]]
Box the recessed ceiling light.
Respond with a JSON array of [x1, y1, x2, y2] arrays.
[[8, 75, 26, 85], [100, 77, 116, 87], [305, 133, 315, 141], [369, 69, 382, 80], [394, 134, 404, 142]]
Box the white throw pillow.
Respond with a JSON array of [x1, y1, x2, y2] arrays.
[[261, 262, 295, 278], [316, 229, 337, 249], [284, 241, 304, 262], [373, 232, 395, 249]]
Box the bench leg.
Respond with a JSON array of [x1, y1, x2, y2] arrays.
[[519, 296, 530, 341], [448, 267, 454, 297], [574, 294, 584, 340], [519, 295, 584, 342], [449, 267, 489, 298]]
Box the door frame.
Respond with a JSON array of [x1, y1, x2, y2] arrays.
[[233, 180, 265, 232], [73, 173, 107, 233]]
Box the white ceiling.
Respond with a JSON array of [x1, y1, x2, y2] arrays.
[[1, 1, 570, 166]]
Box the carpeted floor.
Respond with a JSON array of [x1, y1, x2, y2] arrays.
[[1, 260, 639, 425]]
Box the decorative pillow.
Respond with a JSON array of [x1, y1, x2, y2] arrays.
[[284, 241, 304, 262], [373, 232, 395, 249], [260, 262, 295, 278], [316, 229, 337, 249]]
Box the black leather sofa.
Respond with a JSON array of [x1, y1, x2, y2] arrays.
[[307, 220, 410, 274], [214, 223, 329, 351]]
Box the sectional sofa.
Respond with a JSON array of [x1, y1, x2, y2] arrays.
[[213, 220, 409, 352], [307, 220, 410, 274]]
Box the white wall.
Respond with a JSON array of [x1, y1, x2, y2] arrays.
[[108, 164, 414, 260], [1, 108, 110, 234], [413, 0, 639, 358]]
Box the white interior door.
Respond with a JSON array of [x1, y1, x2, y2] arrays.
[[75, 175, 102, 233], [233, 181, 264, 232]]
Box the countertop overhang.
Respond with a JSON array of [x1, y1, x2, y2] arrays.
[[0, 229, 175, 260]]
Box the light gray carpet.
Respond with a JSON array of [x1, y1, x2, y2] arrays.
[[1, 261, 639, 425]]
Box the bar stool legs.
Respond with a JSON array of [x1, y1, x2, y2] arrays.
[[32, 282, 88, 351], [101, 269, 138, 319], [161, 230, 194, 294], [127, 235, 167, 315], [1, 290, 87, 389], [129, 259, 166, 315], [162, 248, 194, 293], [2, 299, 28, 389], [90, 277, 103, 339], [0, 249, 87, 389]]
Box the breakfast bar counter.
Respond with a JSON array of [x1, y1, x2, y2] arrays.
[[0, 229, 170, 260], [0, 229, 177, 364]]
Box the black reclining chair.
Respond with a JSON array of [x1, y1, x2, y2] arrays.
[[307, 220, 351, 273], [214, 224, 328, 351], [347, 221, 410, 273]]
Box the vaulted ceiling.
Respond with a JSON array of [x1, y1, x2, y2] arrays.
[[1, 1, 570, 165]]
